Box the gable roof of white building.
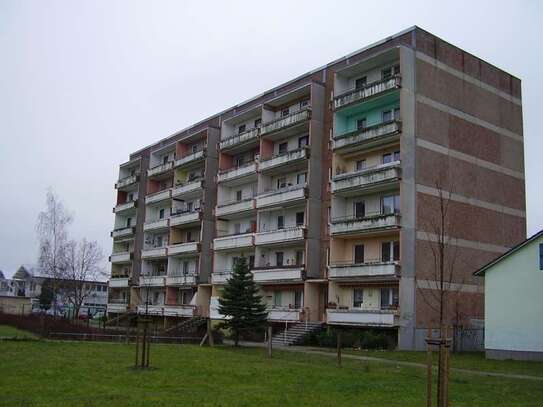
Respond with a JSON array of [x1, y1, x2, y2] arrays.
[[474, 230, 543, 276]]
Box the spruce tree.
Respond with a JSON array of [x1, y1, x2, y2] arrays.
[[218, 256, 268, 346]]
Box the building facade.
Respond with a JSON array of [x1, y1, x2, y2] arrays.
[[108, 27, 526, 350]]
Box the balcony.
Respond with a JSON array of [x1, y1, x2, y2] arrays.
[[113, 200, 137, 214], [172, 179, 203, 198], [214, 233, 254, 251], [220, 127, 260, 151], [145, 189, 171, 205], [267, 307, 302, 322], [255, 226, 306, 246], [217, 162, 257, 183], [137, 304, 195, 317], [168, 242, 200, 256], [111, 226, 135, 239], [326, 308, 399, 327], [170, 210, 201, 227], [259, 148, 308, 173], [330, 213, 401, 236], [141, 247, 167, 259], [216, 198, 255, 217], [328, 261, 400, 280], [252, 266, 304, 283], [147, 161, 173, 177], [143, 218, 169, 232], [139, 275, 166, 286], [174, 150, 205, 169], [109, 277, 130, 287], [211, 272, 232, 285], [166, 274, 198, 286], [109, 252, 132, 264], [256, 185, 306, 209], [333, 120, 401, 152], [115, 173, 139, 189], [261, 108, 311, 136], [107, 302, 128, 313], [333, 75, 401, 110], [332, 163, 401, 195]]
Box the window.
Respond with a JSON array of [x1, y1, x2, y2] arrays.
[[159, 208, 165, 219], [276, 252, 284, 267], [394, 107, 400, 121], [274, 291, 282, 307], [294, 291, 303, 308], [394, 151, 400, 162], [163, 155, 169, 164], [300, 99, 309, 108], [354, 244, 365, 264], [296, 172, 307, 185], [182, 261, 189, 274], [281, 107, 290, 117], [186, 231, 193, 242], [254, 118, 262, 128], [234, 223, 241, 234], [191, 144, 198, 154], [278, 142, 288, 155], [277, 215, 284, 230], [354, 201, 365, 219], [277, 177, 287, 189], [383, 152, 400, 164], [128, 193, 134, 202], [156, 236, 163, 247], [356, 118, 367, 129], [540, 244, 543, 270], [380, 287, 399, 309], [296, 212, 305, 226], [126, 217, 132, 227], [353, 288, 364, 308], [356, 160, 366, 171], [298, 135, 309, 148], [381, 241, 399, 262], [382, 110, 392, 122], [234, 156, 244, 167], [355, 76, 367, 89], [295, 250, 304, 266], [249, 255, 255, 269], [382, 195, 400, 214], [186, 201, 193, 212], [235, 190, 243, 201], [238, 124, 246, 134]]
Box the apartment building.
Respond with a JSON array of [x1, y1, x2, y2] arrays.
[[108, 26, 525, 349]]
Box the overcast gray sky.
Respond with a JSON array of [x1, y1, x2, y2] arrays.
[[1, 0, 541, 277]]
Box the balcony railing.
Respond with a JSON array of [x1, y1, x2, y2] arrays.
[[220, 127, 260, 150], [328, 261, 400, 279], [267, 307, 302, 322], [252, 265, 304, 283], [174, 149, 205, 168], [143, 218, 169, 232], [141, 247, 168, 259], [113, 200, 137, 214], [111, 226, 135, 239], [333, 75, 401, 110], [109, 277, 130, 287], [109, 252, 132, 264], [166, 273, 198, 286], [168, 241, 200, 256], [147, 161, 174, 177], [255, 185, 306, 209], [115, 173, 139, 189], [170, 210, 201, 226], [333, 120, 401, 151], [259, 147, 308, 172], [214, 233, 254, 250], [330, 213, 401, 235], [261, 108, 311, 135], [326, 308, 399, 327], [137, 304, 195, 317], [332, 163, 401, 194], [139, 275, 166, 286], [211, 271, 232, 285], [145, 188, 172, 205], [172, 179, 203, 198], [107, 303, 128, 313], [216, 198, 255, 217], [218, 162, 257, 183], [254, 226, 306, 245]]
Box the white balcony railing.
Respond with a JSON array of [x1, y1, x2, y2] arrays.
[[111, 227, 135, 239], [252, 266, 304, 283], [332, 163, 401, 193], [109, 252, 132, 263], [261, 108, 311, 135], [168, 242, 200, 256], [145, 189, 172, 205], [174, 150, 205, 168], [141, 247, 168, 259], [166, 274, 198, 286], [214, 233, 254, 250], [259, 148, 308, 172], [115, 174, 138, 189], [113, 201, 136, 213], [267, 308, 302, 322], [254, 226, 305, 246], [211, 272, 232, 285], [220, 127, 260, 150], [333, 121, 401, 151], [137, 304, 195, 317], [107, 303, 128, 313], [256, 185, 306, 209], [333, 76, 401, 110], [172, 179, 203, 198], [170, 211, 201, 226], [143, 218, 169, 232], [138, 275, 166, 286], [147, 161, 173, 177], [109, 277, 130, 287], [326, 308, 399, 326], [216, 198, 255, 217], [328, 262, 399, 279], [330, 214, 400, 235], [218, 162, 257, 183]]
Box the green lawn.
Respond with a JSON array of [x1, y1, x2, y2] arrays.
[[0, 324, 37, 339], [1, 341, 542, 406]]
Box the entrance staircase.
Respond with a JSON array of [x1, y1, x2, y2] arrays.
[[271, 321, 324, 346], [163, 316, 206, 334]]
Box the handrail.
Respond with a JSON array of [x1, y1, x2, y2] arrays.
[[262, 146, 307, 161], [221, 126, 260, 142], [218, 160, 257, 174], [334, 119, 401, 141], [331, 212, 399, 223], [333, 161, 400, 180], [330, 260, 399, 266], [334, 74, 401, 99], [257, 225, 305, 233], [262, 107, 311, 127], [259, 183, 306, 197]]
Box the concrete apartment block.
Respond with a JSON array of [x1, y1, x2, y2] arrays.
[[108, 27, 525, 350]]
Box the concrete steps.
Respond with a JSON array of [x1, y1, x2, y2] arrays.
[[271, 321, 324, 346]]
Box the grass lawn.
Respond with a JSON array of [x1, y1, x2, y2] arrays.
[[0, 324, 37, 339], [1, 340, 542, 406]]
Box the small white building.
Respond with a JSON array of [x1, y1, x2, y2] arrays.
[[475, 230, 543, 361]]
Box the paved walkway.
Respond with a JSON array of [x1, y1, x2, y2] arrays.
[[227, 340, 543, 382]]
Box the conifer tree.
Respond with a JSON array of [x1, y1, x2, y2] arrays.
[[218, 256, 268, 346]]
